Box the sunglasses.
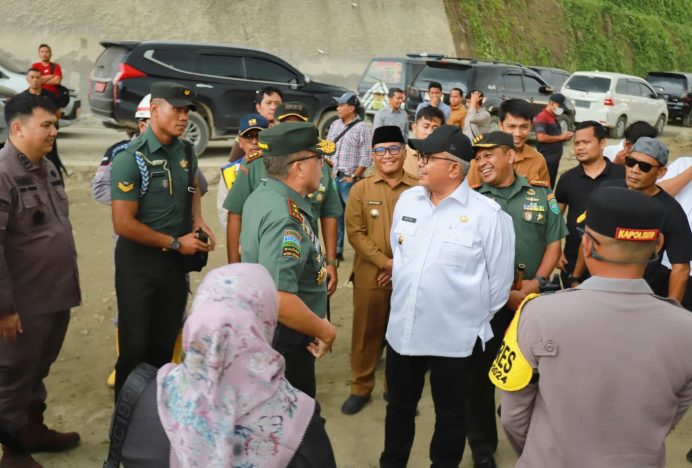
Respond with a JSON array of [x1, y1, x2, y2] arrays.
[[373, 145, 402, 157], [624, 156, 661, 173], [240, 131, 261, 141]]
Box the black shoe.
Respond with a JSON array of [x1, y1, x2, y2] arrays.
[[473, 454, 496, 468], [340, 394, 371, 415], [687, 447, 692, 463]]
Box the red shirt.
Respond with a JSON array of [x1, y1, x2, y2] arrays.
[[30, 61, 62, 97]]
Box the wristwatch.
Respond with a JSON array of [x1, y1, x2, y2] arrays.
[[535, 276, 548, 290], [326, 258, 339, 267], [567, 275, 582, 284], [169, 237, 181, 251]]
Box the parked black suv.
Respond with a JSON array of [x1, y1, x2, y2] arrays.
[[528, 66, 571, 90], [406, 58, 575, 132], [89, 41, 353, 154], [646, 71, 692, 127]]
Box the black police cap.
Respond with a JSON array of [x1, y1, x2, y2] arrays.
[[372, 125, 405, 146], [583, 187, 664, 241]]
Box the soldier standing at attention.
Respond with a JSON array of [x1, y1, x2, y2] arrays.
[[466, 131, 567, 468], [341, 126, 417, 415], [494, 187, 692, 467], [0, 93, 81, 467], [110, 82, 215, 399], [240, 122, 337, 397]]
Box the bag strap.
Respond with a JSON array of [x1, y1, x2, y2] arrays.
[[183, 140, 196, 233], [332, 118, 360, 144], [103, 363, 158, 468], [49, 63, 55, 74]]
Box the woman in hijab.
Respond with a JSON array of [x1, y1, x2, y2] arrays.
[[111, 263, 336, 468]]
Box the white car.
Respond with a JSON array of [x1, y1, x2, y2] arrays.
[[0, 53, 80, 126], [561, 71, 668, 138]]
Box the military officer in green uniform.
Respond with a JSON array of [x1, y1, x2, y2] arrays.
[[110, 82, 215, 399], [225, 102, 342, 295], [464, 131, 568, 467], [240, 122, 337, 397]]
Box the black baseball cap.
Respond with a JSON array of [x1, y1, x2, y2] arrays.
[[408, 125, 474, 161], [581, 187, 664, 241], [471, 131, 514, 149], [150, 82, 197, 110], [549, 93, 566, 106]]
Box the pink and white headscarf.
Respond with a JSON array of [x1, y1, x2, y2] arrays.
[[157, 263, 315, 468]]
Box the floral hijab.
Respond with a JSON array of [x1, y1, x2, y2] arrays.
[[157, 264, 315, 467]]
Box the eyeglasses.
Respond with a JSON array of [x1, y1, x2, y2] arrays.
[[418, 152, 458, 165], [373, 145, 403, 157], [240, 131, 261, 141], [292, 153, 323, 164], [624, 156, 660, 173]]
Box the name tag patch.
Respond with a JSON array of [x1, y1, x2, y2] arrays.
[[402, 216, 416, 223]]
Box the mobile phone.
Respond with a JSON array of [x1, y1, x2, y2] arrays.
[[196, 228, 209, 244]]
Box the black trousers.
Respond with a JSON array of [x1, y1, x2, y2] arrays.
[[465, 307, 514, 457], [114, 237, 188, 399], [287, 402, 337, 468], [283, 343, 317, 398], [380, 344, 475, 468]]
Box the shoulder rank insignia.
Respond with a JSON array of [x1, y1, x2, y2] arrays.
[[245, 151, 263, 164], [323, 155, 334, 167], [470, 182, 482, 190], [529, 179, 550, 188], [489, 293, 540, 391], [118, 181, 134, 193], [287, 199, 304, 223]]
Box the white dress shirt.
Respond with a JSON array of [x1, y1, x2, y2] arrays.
[[660, 156, 692, 273], [386, 181, 515, 357]]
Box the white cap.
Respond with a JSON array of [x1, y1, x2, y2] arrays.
[[134, 94, 151, 119]]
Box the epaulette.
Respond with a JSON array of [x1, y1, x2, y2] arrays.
[[529, 179, 551, 188], [245, 151, 263, 164], [323, 155, 334, 167], [287, 199, 304, 223], [470, 182, 482, 190]]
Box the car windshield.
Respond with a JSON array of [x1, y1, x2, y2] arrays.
[[646, 75, 686, 95], [564, 75, 611, 93], [361, 60, 404, 86], [0, 53, 26, 74], [413, 64, 470, 92]]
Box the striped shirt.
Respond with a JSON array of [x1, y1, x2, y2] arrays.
[[326, 117, 373, 176]]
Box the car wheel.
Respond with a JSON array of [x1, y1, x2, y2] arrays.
[[489, 115, 500, 132], [655, 114, 666, 136], [683, 110, 692, 127], [611, 116, 627, 139], [317, 110, 339, 138], [557, 115, 572, 133], [184, 111, 210, 157]]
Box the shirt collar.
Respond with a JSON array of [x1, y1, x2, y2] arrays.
[[578, 157, 612, 178], [576, 276, 653, 294], [142, 127, 182, 155], [372, 170, 418, 188], [5, 139, 40, 172], [478, 174, 530, 199], [265, 177, 312, 214]]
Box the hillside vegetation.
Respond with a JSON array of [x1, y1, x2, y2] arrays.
[[462, 0, 691, 76]]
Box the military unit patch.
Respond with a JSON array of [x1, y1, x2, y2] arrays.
[[547, 193, 560, 214], [287, 199, 304, 223], [245, 151, 263, 163], [118, 181, 134, 193]]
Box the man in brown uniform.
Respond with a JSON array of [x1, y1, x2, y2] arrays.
[[493, 186, 692, 467], [0, 93, 81, 467], [467, 99, 550, 189], [342, 126, 417, 415]]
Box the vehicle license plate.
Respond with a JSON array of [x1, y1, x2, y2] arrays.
[[574, 100, 590, 108], [94, 82, 106, 93]]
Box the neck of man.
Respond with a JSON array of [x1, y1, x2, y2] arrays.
[[494, 170, 516, 188], [342, 114, 356, 125], [429, 181, 460, 206], [41, 59, 50, 66], [28, 86, 41, 95], [150, 125, 174, 146], [283, 176, 309, 198], [8, 137, 44, 164], [582, 155, 606, 177], [380, 169, 404, 187], [585, 258, 647, 279], [635, 184, 660, 197]]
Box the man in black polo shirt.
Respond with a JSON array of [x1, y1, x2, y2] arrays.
[[555, 121, 625, 286], [598, 138, 692, 302]]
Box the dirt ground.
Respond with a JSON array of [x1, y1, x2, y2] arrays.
[[22, 120, 692, 467]]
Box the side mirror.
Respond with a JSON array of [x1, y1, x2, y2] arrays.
[[539, 85, 553, 94]]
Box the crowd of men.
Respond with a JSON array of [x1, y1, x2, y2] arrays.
[[1, 47, 692, 467]]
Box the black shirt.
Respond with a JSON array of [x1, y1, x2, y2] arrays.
[[600, 179, 692, 293], [555, 158, 626, 268]]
